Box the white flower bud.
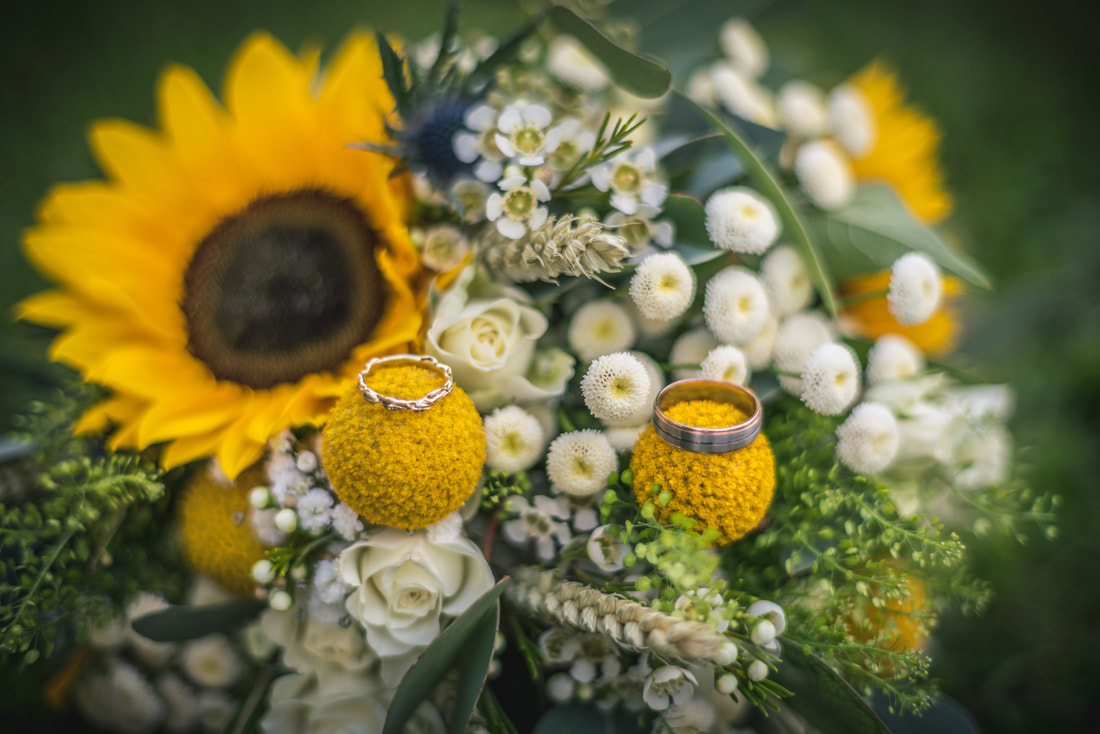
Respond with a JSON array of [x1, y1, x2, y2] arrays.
[[748, 659, 769, 681], [251, 559, 275, 585], [274, 508, 298, 533], [269, 590, 292, 612]]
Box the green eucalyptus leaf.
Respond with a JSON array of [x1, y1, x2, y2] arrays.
[[662, 193, 710, 246], [681, 95, 839, 316], [130, 597, 265, 643], [383, 578, 509, 734], [772, 643, 891, 734], [809, 185, 992, 289], [549, 6, 671, 99]]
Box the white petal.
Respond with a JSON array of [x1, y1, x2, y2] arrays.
[[528, 207, 549, 230], [498, 106, 523, 133], [494, 134, 516, 158], [531, 179, 552, 201], [536, 536, 556, 561], [499, 175, 527, 190], [654, 220, 675, 247], [475, 160, 503, 182], [543, 127, 563, 153], [610, 193, 639, 215], [517, 155, 546, 166], [636, 147, 657, 173], [465, 104, 497, 131], [497, 218, 527, 240], [589, 165, 612, 192], [452, 132, 480, 163], [524, 104, 553, 129], [485, 193, 504, 221], [640, 181, 669, 208]]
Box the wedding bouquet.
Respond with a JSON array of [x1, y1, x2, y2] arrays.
[[1, 2, 1057, 733]]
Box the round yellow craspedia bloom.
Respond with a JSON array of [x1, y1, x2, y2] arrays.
[[322, 361, 485, 529], [179, 465, 267, 594], [630, 400, 775, 545]]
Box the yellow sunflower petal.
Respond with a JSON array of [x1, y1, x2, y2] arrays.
[[159, 428, 231, 471], [136, 386, 251, 447], [74, 395, 148, 436]]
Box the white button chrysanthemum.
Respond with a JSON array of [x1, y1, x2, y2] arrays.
[[760, 245, 813, 317], [703, 266, 771, 346], [827, 84, 876, 157], [181, 635, 242, 689], [836, 402, 900, 474], [643, 665, 698, 712], [866, 334, 925, 384], [581, 352, 652, 423], [568, 300, 636, 361], [888, 253, 943, 326], [774, 312, 835, 394], [604, 424, 647, 452], [605, 351, 664, 427], [486, 173, 552, 240], [800, 342, 861, 415], [547, 35, 610, 91], [503, 495, 571, 561], [743, 314, 778, 369], [795, 140, 854, 211], [704, 187, 780, 254], [777, 80, 828, 138], [700, 345, 751, 386], [719, 18, 769, 77], [484, 405, 546, 473], [669, 329, 719, 380], [710, 63, 778, 127], [629, 252, 696, 322], [546, 430, 618, 497]]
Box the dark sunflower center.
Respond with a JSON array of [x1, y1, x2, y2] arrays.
[[183, 189, 385, 389]]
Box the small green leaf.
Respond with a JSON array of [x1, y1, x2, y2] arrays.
[[376, 31, 410, 115], [772, 643, 891, 734], [130, 597, 265, 642], [682, 95, 839, 316], [808, 185, 992, 289], [549, 7, 671, 99], [383, 578, 510, 734]]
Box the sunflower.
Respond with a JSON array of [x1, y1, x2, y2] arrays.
[[18, 32, 423, 478], [846, 60, 953, 224], [840, 270, 962, 356]]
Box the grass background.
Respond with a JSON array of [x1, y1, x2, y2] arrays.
[[2, 0, 1096, 730]]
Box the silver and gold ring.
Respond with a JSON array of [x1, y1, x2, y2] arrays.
[[653, 379, 763, 453], [357, 354, 454, 412]]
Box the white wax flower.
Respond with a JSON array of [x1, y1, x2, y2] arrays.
[[746, 599, 788, 635], [428, 285, 569, 410], [181, 635, 243, 689], [547, 35, 610, 91], [339, 527, 494, 657], [828, 84, 876, 157], [836, 402, 900, 475], [710, 63, 778, 127], [493, 103, 561, 167], [889, 252, 943, 326], [590, 147, 668, 216], [704, 266, 771, 345], [629, 252, 696, 322], [568, 299, 637, 361], [604, 351, 665, 427], [503, 495, 572, 561], [664, 699, 718, 733], [643, 665, 698, 711], [866, 334, 925, 384], [546, 430, 618, 498], [483, 405, 545, 473], [669, 329, 719, 380], [777, 80, 829, 138], [795, 140, 855, 211], [704, 187, 780, 254], [587, 524, 629, 572], [761, 245, 813, 316], [800, 342, 861, 415], [452, 103, 504, 183], [720, 18, 769, 77], [486, 173, 551, 239], [421, 225, 470, 272], [581, 352, 652, 424], [773, 311, 835, 394], [700, 345, 751, 386]]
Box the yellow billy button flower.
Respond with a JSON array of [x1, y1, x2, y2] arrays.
[[630, 400, 775, 545], [322, 361, 485, 530], [179, 465, 268, 594]]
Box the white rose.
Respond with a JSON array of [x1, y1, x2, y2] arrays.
[[260, 606, 375, 676], [339, 526, 495, 658], [427, 267, 572, 410]]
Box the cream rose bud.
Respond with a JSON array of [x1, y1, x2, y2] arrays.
[[428, 296, 571, 410], [339, 527, 494, 657]]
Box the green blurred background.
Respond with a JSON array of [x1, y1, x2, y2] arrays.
[[2, 0, 1096, 730]]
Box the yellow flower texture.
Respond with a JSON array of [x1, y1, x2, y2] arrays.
[[18, 32, 423, 478], [848, 60, 953, 224], [322, 361, 486, 530], [841, 270, 962, 356], [179, 465, 268, 594], [631, 400, 775, 545]]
